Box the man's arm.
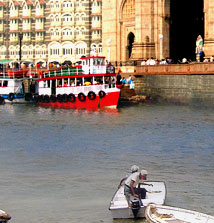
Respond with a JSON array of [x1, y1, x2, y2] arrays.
[[118, 177, 127, 188], [130, 180, 138, 198]]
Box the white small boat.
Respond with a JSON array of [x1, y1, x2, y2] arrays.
[[109, 181, 166, 219], [145, 204, 214, 223], [0, 209, 11, 223]]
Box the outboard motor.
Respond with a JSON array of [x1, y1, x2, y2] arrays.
[[131, 197, 141, 218]]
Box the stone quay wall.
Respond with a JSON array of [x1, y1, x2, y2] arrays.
[[133, 63, 214, 106]]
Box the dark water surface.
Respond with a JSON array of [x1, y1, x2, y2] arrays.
[[0, 104, 214, 223]]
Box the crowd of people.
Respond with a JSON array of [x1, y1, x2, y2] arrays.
[[140, 52, 214, 65], [116, 73, 135, 89]]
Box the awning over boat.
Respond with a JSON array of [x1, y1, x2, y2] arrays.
[[0, 60, 13, 64]]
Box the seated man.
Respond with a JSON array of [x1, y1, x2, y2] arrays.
[[124, 170, 153, 206]]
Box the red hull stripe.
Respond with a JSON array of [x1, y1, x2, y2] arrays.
[[37, 91, 120, 109]]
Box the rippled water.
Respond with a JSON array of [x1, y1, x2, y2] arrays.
[[0, 103, 214, 223]]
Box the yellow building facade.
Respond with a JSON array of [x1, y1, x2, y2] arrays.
[[0, 0, 102, 64]]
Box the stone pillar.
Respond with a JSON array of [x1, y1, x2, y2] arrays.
[[131, 0, 156, 60], [204, 0, 214, 58], [102, 0, 118, 63]]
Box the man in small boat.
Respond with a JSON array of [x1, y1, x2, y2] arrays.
[[118, 165, 139, 188], [124, 170, 153, 205]]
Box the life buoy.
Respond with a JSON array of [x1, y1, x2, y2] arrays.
[[33, 95, 39, 103], [62, 94, 68, 103], [88, 91, 96, 100], [37, 95, 42, 102], [68, 93, 76, 103], [0, 96, 5, 105], [50, 95, 57, 103], [25, 93, 32, 101], [98, 90, 106, 98], [40, 95, 45, 103], [44, 95, 50, 103], [57, 94, 63, 103], [78, 93, 86, 102], [8, 93, 14, 101]]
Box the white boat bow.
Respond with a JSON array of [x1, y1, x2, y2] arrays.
[[145, 204, 214, 223]]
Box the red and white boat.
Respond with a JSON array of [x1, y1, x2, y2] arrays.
[[35, 56, 121, 109]]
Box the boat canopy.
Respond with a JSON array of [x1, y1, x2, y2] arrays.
[[0, 60, 13, 64]]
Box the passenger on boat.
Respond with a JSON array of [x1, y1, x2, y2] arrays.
[[116, 72, 122, 84], [64, 81, 68, 87], [84, 81, 91, 86], [121, 77, 127, 84], [118, 165, 139, 188], [124, 170, 153, 205]]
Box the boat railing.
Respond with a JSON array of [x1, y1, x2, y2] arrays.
[[44, 67, 83, 78], [54, 84, 110, 96], [0, 70, 29, 79]]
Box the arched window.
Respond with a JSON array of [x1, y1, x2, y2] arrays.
[[62, 43, 74, 56], [75, 42, 87, 56], [63, 14, 72, 22], [81, 27, 86, 35], [98, 44, 102, 54], [75, 27, 80, 36], [122, 0, 135, 19], [75, 13, 80, 21]]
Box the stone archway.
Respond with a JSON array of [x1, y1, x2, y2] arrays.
[[169, 0, 204, 61], [127, 32, 135, 59]]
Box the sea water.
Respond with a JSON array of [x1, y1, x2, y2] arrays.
[[0, 103, 214, 223]]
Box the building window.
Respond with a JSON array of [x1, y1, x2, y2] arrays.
[[122, 0, 135, 19]]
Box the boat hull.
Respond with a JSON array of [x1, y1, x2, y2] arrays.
[[145, 204, 214, 223], [37, 91, 120, 109], [1, 93, 34, 104], [0, 209, 11, 223], [111, 206, 146, 219]]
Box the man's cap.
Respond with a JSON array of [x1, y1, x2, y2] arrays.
[[140, 169, 148, 175], [131, 165, 139, 173]]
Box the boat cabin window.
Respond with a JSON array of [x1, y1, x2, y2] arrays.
[[0, 64, 3, 71], [104, 76, 110, 84], [43, 80, 50, 88], [57, 79, 62, 87], [0, 81, 2, 87], [82, 59, 88, 66], [3, 80, 8, 87], [70, 78, 75, 86], [76, 77, 83, 86], [84, 77, 92, 86], [94, 77, 103, 84], [64, 78, 68, 86]]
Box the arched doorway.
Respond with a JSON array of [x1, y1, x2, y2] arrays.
[[127, 32, 135, 59], [170, 0, 204, 61]]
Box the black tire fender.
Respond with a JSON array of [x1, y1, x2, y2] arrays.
[[68, 93, 76, 103], [98, 90, 106, 98], [25, 93, 32, 101], [78, 93, 86, 102], [50, 95, 57, 103], [62, 94, 68, 103], [57, 94, 63, 103], [44, 95, 50, 103], [0, 96, 5, 105], [88, 91, 96, 100], [8, 93, 14, 101]]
